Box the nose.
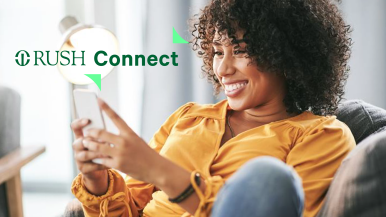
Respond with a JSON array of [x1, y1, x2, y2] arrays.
[[215, 56, 235, 78]]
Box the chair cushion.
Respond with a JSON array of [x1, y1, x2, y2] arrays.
[[317, 130, 386, 217], [336, 100, 386, 144]]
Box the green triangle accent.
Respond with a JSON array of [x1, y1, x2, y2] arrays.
[[173, 27, 188, 44], [85, 74, 101, 91]]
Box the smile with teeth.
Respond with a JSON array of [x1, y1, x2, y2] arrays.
[[224, 82, 248, 92]]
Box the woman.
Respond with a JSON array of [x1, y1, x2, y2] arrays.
[[70, 0, 355, 216]]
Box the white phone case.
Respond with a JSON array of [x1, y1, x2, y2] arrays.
[[73, 89, 106, 164]]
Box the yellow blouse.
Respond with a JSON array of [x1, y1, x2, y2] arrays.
[[72, 100, 356, 217]]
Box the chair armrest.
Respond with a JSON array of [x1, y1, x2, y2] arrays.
[[0, 146, 45, 184]]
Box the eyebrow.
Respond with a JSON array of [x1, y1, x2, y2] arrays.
[[212, 39, 246, 46]]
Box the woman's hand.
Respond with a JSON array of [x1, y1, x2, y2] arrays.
[[82, 98, 164, 184], [82, 99, 207, 214], [71, 118, 109, 195], [71, 119, 108, 178]]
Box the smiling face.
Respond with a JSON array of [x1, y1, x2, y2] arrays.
[[212, 31, 287, 112]]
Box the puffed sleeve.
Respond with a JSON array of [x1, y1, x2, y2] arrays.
[[286, 117, 356, 217], [71, 102, 195, 217]]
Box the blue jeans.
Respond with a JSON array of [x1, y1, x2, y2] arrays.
[[211, 156, 304, 217]]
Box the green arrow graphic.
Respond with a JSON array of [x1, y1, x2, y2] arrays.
[[85, 74, 101, 91], [173, 27, 188, 44]]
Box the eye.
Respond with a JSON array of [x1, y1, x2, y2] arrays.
[[233, 50, 246, 55], [214, 51, 224, 56]]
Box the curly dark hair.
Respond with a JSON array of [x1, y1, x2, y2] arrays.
[[190, 0, 352, 116]]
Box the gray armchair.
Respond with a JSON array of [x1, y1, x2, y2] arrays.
[[317, 100, 386, 216], [0, 86, 45, 217], [0, 86, 21, 217], [64, 99, 386, 217]]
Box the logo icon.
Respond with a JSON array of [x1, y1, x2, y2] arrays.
[[15, 50, 31, 66], [173, 27, 189, 44]]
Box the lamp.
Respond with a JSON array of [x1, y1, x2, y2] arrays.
[[57, 16, 119, 85]]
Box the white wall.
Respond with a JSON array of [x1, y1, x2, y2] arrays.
[[340, 0, 386, 108], [115, 0, 146, 136]]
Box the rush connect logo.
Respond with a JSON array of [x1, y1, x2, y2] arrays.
[[15, 50, 30, 66]]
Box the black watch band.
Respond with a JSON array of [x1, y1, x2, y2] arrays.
[[168, 172, 201, 203]]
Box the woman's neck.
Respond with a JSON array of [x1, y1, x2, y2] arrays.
[[232, 102, 296, 127]]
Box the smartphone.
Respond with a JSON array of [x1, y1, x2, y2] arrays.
[[73, 89, 105, 164]]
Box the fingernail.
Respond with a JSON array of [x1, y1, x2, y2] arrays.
[[83, 139, 89, 147], [82, 119, 89, 124], [92, 158, 103, 164]]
